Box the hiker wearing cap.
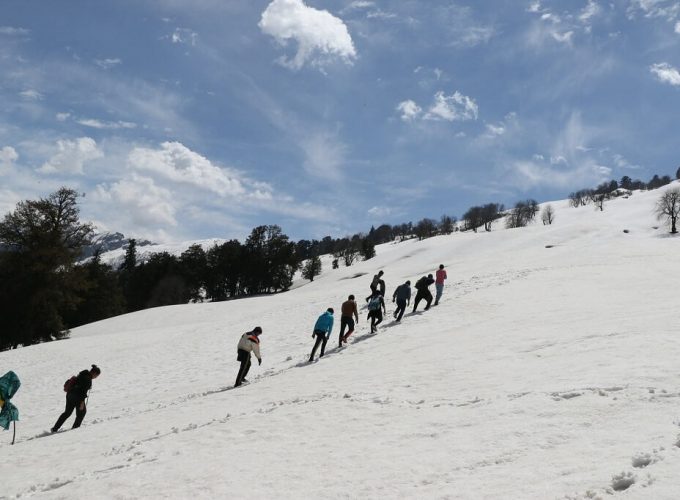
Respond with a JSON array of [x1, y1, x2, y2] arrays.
[[309, 308, 335, 362], [366, 290, 386, 333], [235, 327, 262, 387], [51, 364, 101, 432], [339, 295, 359, 346], [392, 280, 411, 321], [434, 264, 447, 306], [412, 274, 435, 312], [365, 270, 384, 302]]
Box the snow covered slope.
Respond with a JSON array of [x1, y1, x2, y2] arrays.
[[2, 184, 680, 499]]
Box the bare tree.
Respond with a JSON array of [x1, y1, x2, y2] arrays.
[[655, 188, 680, 234], [480, 203, 504, 231], [439, 215, 456, 235], [593, 193, 606, 212], [541, 205, 555, 225], [506, 200, 538, 228]]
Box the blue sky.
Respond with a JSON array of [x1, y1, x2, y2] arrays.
[[1, 0, 679, 242]]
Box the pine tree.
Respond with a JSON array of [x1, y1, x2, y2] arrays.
[[302, 255, 322, 281]]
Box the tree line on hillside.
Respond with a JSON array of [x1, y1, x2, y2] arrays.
[[0, 188, 456, 350], [2, 170, 678, 350]]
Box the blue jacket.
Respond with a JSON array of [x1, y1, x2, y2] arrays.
[[313, 311, 334, 337], [0, 371, 20, 430]]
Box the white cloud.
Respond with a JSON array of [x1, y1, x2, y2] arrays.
[[424, 91, 478, 122], [347, 1, 374, 9], [19, 89, 43, 101], [507, 113, 610, 189], [299, 133, 347, 180], [396, 100, 422, 121], [650, 62, 680, 85], [0, 146, 18, 174], [259, 0, 356, 70], [0, 26, 29, 36], [93, 174, 177, 228], [676, 20, 680, 32], [627, 0, 680, 21], [128, 142, 272, 199], [552, 30, 574, 44], [56, 112, 71, 122], [77, 118, 137, 129], [579, 0, 601, 23], [94, 58, 122, 69], [367, 206, 392, 218], [39, 137, 104, 175], [485, 123, 506, 136], [170, 28, 198, 45]]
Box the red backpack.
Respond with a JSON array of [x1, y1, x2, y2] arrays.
[[63, 376, 77, 393]]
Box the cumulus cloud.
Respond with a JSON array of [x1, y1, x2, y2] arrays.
[[93, 174, 177, 228], [485, 123, 506, 137], [56, 112, 71, 122], [396, 100, 422, 121], [39, 137, 104, 175], [94, 58, 122, 69], [424, 91, 478, 122], [651, 62, 680, 85], [676, 20, 680, 32], [128, 141, 273, 199], [259, 0, 356, 70], [77, 118, 137, 129]]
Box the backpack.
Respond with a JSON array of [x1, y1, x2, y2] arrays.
[[367, 296, 381, 311], [415, 277, 426, 290], [63, 375, 77, 393]]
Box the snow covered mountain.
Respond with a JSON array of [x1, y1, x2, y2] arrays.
[[2, 183, 680, 499]]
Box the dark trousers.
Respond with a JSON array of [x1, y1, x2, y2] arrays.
[[413, 290, 432, 311], [339, 316, 355, 345], [368, 310, 383, 332], [52, 393, 86, 431], [394, 298, 407, 321], [235, 349, 251, 387], [310, 330, 329, 361]]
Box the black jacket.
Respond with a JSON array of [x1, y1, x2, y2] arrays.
[[415, 276, 435, 291], [68, 370, 93, 401]]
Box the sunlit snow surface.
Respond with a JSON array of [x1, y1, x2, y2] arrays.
[[2, 184, 680, 499]]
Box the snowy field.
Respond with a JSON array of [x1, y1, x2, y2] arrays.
[[2, 184, 680, 499]]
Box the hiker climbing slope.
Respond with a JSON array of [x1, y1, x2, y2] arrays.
[[392, 280, 411, 321], [413, 274, 435, 312], [52, 364, 101, 432], [235, 327, 262, 387], [309, 308, 334, 361], [435, 264, 447, 306], [365, 270, 384, 302], [367, 291, 386, 333], [339, 295, 359, 346]]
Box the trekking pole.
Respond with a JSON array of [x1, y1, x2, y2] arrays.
[[11, 421, 16, 445]]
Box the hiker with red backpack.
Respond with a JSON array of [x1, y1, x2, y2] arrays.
[[51, 364, 101, 433], [235, 327, 262, 387], [366, 290, 386, 333]]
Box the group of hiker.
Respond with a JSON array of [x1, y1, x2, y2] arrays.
[[44, 265, 448, 433], [309, 264, 448, 361]]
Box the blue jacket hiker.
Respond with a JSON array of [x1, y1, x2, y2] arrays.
[[309, 308, 334, 362]]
